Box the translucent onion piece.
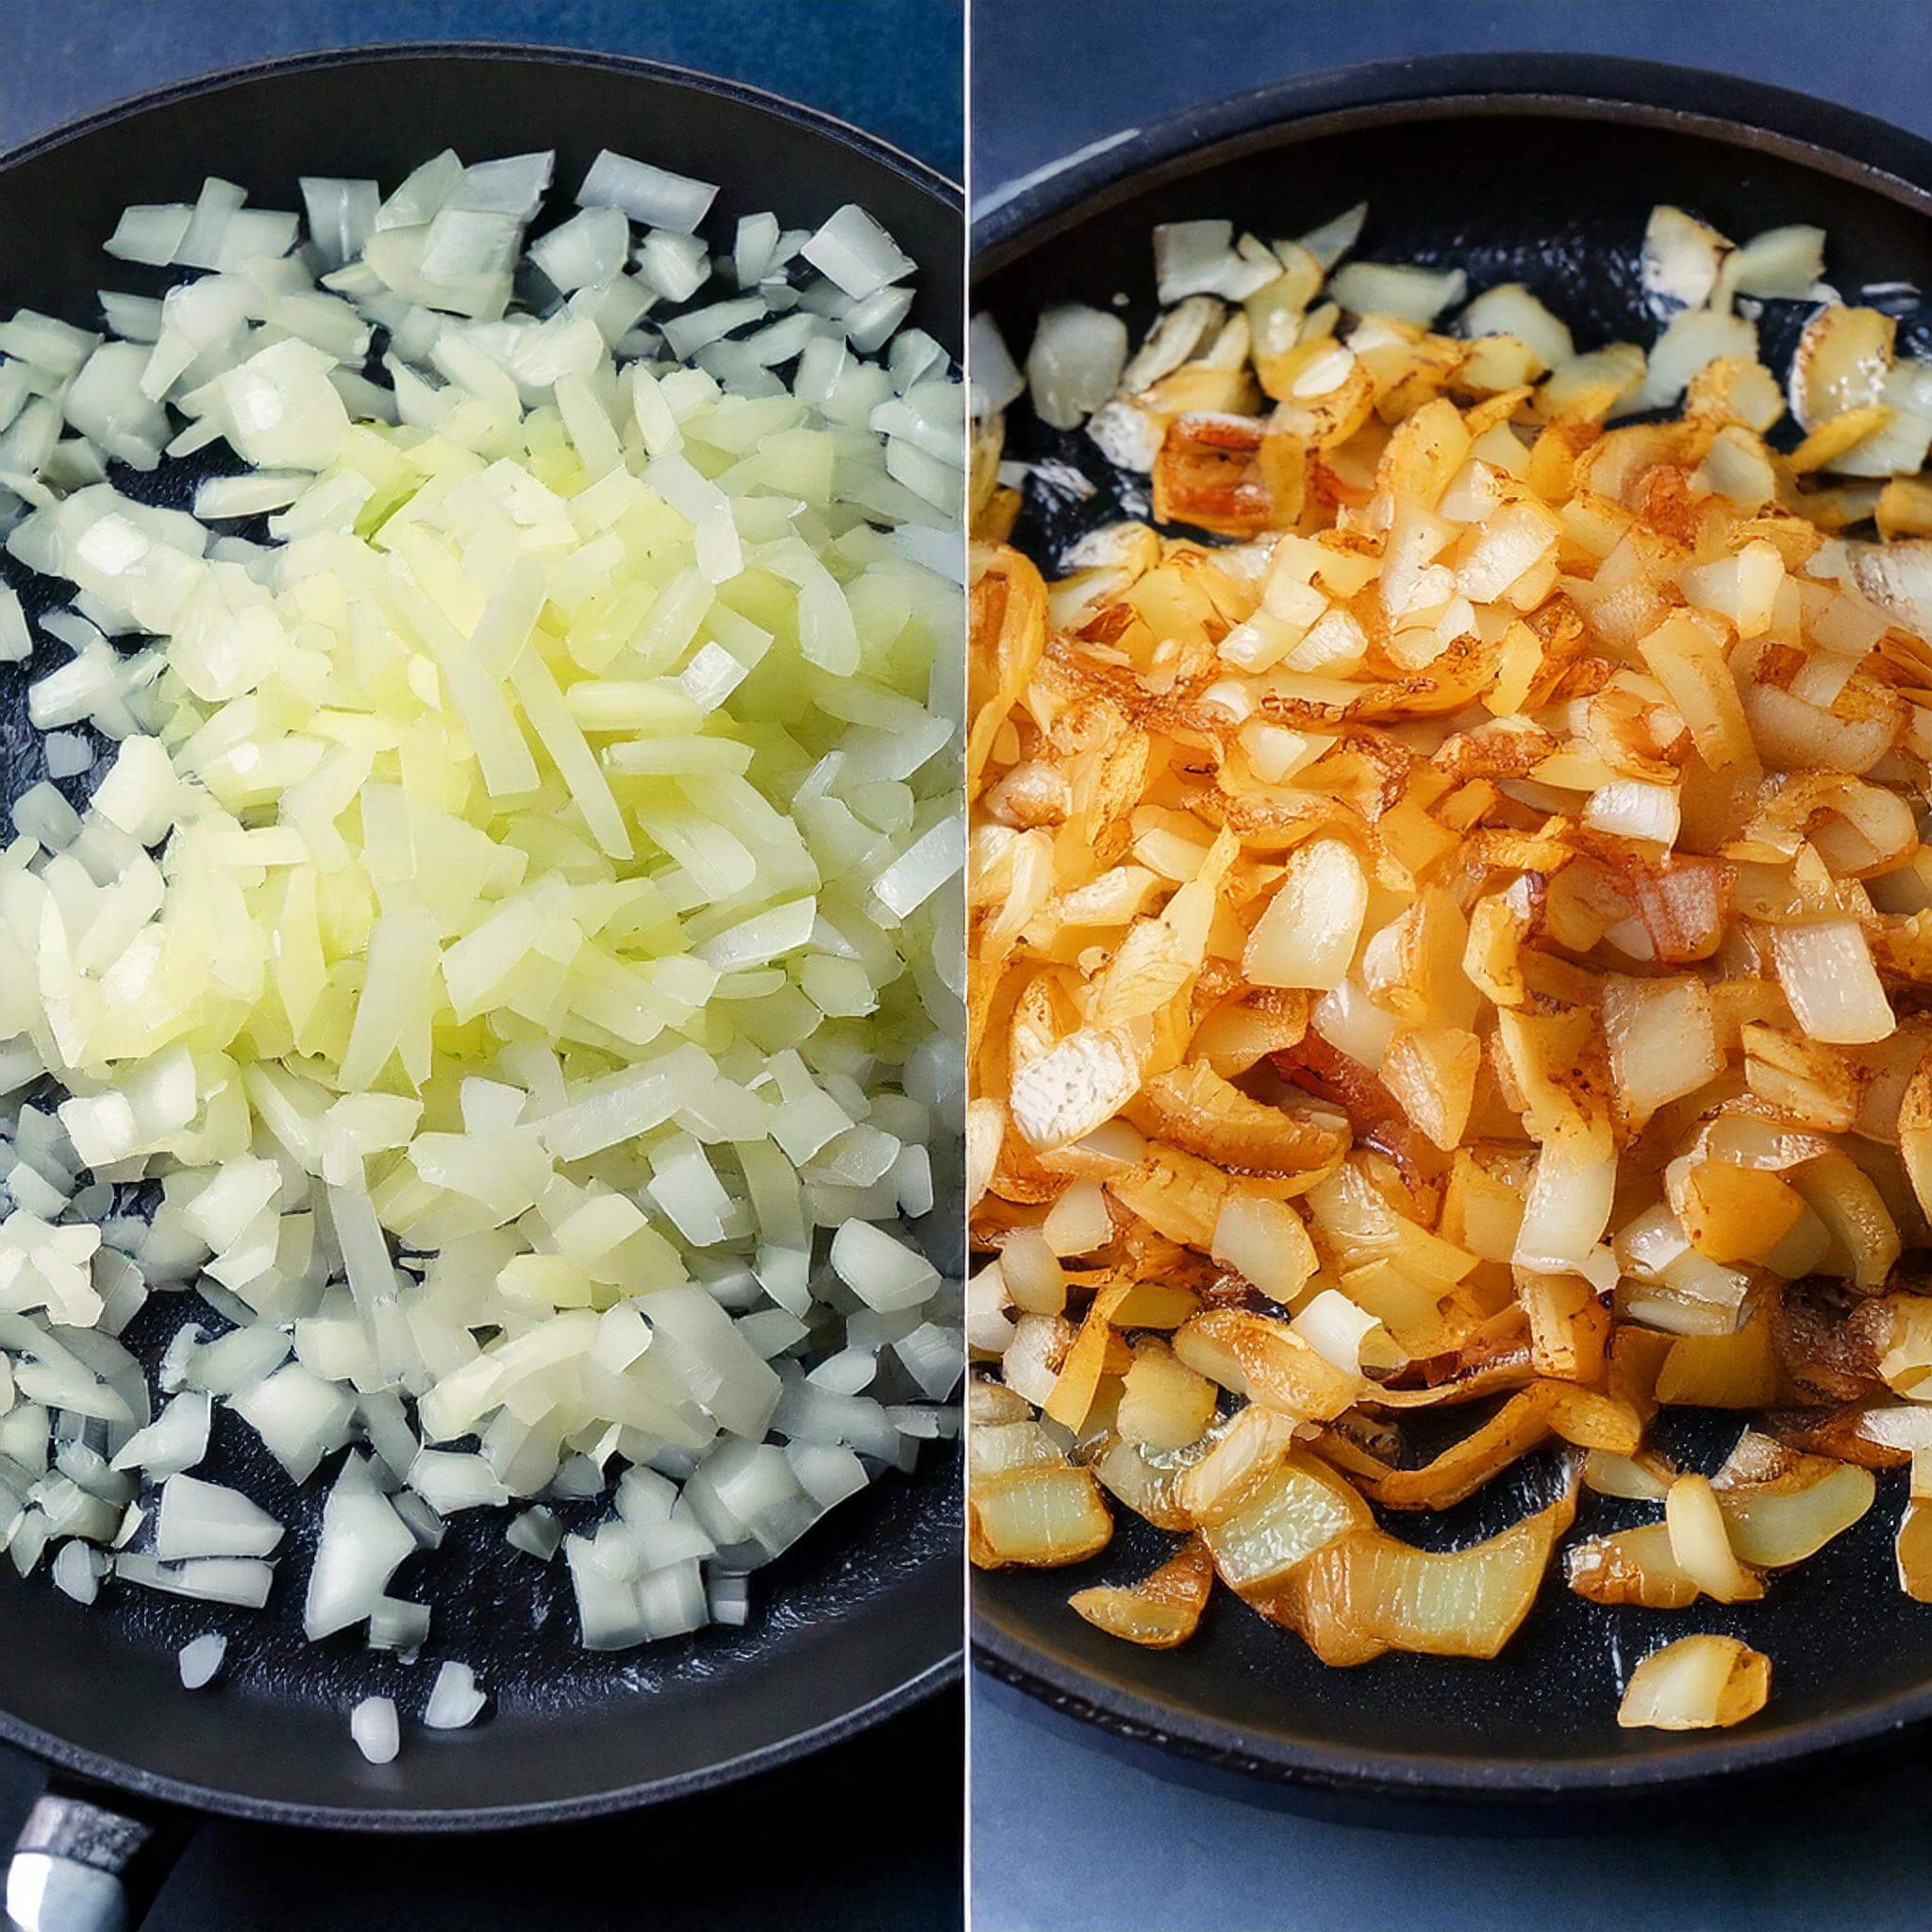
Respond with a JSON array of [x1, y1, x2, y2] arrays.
[[1274, 1483, 1577, 1661], [1068, 1536, 1214, 1649], [969, 1460, 1112, 1568], [1664, 1473, 1756, 1603], [1024, 306, 1127, 432], [1618, 1635, 1770, 1731]]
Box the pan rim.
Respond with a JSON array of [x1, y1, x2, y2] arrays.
[[0, 37, 962, 206], [973, 48, 1930, 257], [0, 37, 962, 1832], [4, 1652, 962, 1833], [970, 47, 1932, 1802]]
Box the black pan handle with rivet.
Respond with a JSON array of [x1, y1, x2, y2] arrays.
[[4, 1785, 190, 1932]]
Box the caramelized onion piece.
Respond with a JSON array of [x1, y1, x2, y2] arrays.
[[1568, 1522, 1764, 1609], [1708, 1428, 1876, 1567], [1069, 1535, 1216, 1648], [1319, 1386, 1553, 1509], [1897, 1451, 1932, 1602], [970, 1460, 1114, 1569], [1201, 1455, 1370, 1593], [1266, 1477, 1578, 1663], [1665, 1473, 1757, 1603], [1175, 1309, 1364, 1423], [1618, 1634, 1771, 1731]]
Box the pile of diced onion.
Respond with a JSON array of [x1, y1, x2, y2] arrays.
[[0, 142, 964, 1738], [966, 197, 1932, 1730]]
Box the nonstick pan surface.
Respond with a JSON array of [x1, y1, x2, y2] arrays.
[[0, 42, 961, 1838], [972, 52, 1932, 1808]]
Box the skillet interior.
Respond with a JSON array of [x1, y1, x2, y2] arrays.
[[0, 45, 961, 1827], [972, 68, 1932, 1798]]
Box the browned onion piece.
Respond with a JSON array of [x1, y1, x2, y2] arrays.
[[1265, 1477, 1579, 1662], [970, 1460, 1114, 1569], [1618, 1634, 1771, 1730], [1069, 1535, 1216, 1648]]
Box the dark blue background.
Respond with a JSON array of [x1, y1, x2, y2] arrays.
[[0, 4, 962, 1929], [971, 3, 1932, 1930], [973, 0, 1932, 204], [1, 0, 962, 180]]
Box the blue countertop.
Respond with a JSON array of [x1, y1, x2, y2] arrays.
[[970, 3, 1932, 1929], [0, 5, 962, 1929]]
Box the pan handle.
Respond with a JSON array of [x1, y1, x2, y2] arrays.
[[4, 1783, 191, 1932]]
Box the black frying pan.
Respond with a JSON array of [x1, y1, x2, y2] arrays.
[[972, 51, 1932, 1815], [0, 42, 961, 1925]]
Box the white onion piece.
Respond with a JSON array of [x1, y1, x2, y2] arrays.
[[114, 1554, 273, 1607], [1718, 224, 1825, 305], [405, 1449, 509, 1514], [507, 1507, 561, 1560], [801, 205, 914, 300], [155, 1474, 283, 1559], [1153, 220, 1247, 303], [448, 152, 554, 222], [106, 205, 193, 267], [374, 151, 461, 231], [1626, 308, 1756, 414], [577, 151, 716, 233], [304, 1476, 416, 1641], [635, 229, 709, 302], [424, 1659, 487, 1729], [1329, 261, 1467, 325], [830, 1220, 942, 1311], [0, 583, 29, 662], [230, 1365, 356, 1483], [1641, 206, 1730, 309], [299, 177, 379, 271], [529, 206, 629, 294], [350, 1694, 399, 1765], [174, 178, 249, 272], [0, 310, 99, 376], [1773, 920, 1895, 1044], [41, 733, 89, 779], [1583, 778, 1681, 845], [367, 1595, 429, 1653], [734, 211, 780, 288], [1291, 1290, 1380, 1372], [1025, 306, 1127, 430], [50, 1540, 100, 1605], [177, 1632, 226, 1689]]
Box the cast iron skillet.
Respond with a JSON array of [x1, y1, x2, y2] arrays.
[[0, 42, 961, 1927], [973, 52, 1932, 1813]]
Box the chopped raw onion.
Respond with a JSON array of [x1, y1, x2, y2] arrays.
[[350, 1693, 399, 1765], [423, 1658, 487, 1729], [801, 205, 915, 301], [0, 136, 961, 1712], [154, 1474, 283, 1559], [177, 1632, 227, 1689], [578, 151, 717, 234]]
